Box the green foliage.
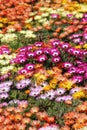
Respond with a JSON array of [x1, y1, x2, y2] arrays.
[[9, 89, 28, 100]]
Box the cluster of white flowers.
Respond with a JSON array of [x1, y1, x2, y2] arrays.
[[7, 28, 16, 33], [0, 53, 16, 65], [0, 53, 20, 75], [20, 30, 36, 38], [0, 30, 36, 44], [0, 65, 14, 74], [0, 34, 4, 38], [0, 33, 17, 43]]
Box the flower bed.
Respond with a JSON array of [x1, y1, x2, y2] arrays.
[[0, 0, 87, 129]]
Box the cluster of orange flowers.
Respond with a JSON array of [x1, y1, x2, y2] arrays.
[[61, 101, 87, 130], [0, 0, 35, 32], [0, 103, 56, 130]]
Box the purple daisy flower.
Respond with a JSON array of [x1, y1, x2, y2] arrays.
[[68, 67, 77, 74], [55, 96, 65, 102], [26, 52, 35, 58], [63, 62, 73, 69], [51, 40, 60, 47], [16, 54, 26, 58], [50, 48, 58, 53], [25, 64, 35, 71], [67, 47, 75, 55], [27, 45, 33, 51], [75, 60, 82, 65], [0, 102, 8, 107], [10, 58, 16, 64], [72, 34, 82, 38], [67, 14, 73, 18], [8, 99, 20, 105], [16, 82, 28, 89], [29, 91, 40, 97], [55, 88, 66, 96], [37, 54, 47, 62], [72, 49, 81, 56], [76, 68, 85, 74], [4, 81, 13, 87], [52, 57, 60, 63], [70, 87, 81, 94], [82, 18, 87, 22], [2, 50, 10, 54], [51, 51, 60, 57], [30, 85, 42, 92], [0, 86, 10, 93], [34, 42, 43, 47], [83, 51, 87, 56], [19, 47, 27, 52], [60, 43, 70, 50], [45, 90, 56, 100], [71, 76, 83, 83], [20, 79, 31, 86], [18, 68, 28, 74], [37, 94, 47, 100], [83, 33, 87, 40], [18, 57, 27, 63], [51, 13, 59, 18], [43, 48, 50, 54], [64, 95, 72, 101], [18, 100, 28, 106], [35, 49, 43, 56], [79, 41, 85, 45], [84, 72, 87, 80], [73, 38, 81, 44], [83, 13, 87, 18], [0, 93, 9, 99]]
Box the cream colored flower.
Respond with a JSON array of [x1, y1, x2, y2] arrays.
[[1, 33, 17, 43], [25, 18, 33, 23], [42, 13, 49, 17], [34, 15, 42, 20]]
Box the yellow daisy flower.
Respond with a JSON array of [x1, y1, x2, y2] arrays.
[[36, 75, 47, 85], [83, 44, 87, 49], [43, 85, 51, 91], [75, 45, 82, 49], [73, 90, 85, 99], [59, 80, 74, 90], [0, 23, 4, 28], [15, 75, 25, 81], [49, 78, 58, 89]]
